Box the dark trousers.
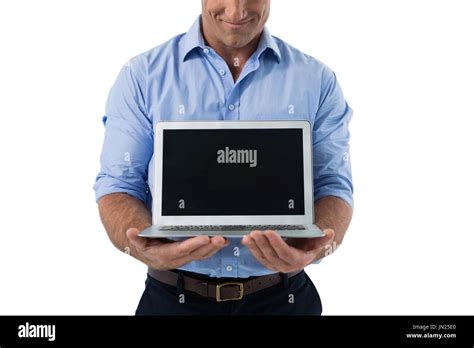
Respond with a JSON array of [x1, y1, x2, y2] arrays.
[[135, 270, 322, 315]]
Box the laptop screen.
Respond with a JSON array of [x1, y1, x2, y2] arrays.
[[161, 128, 305, 216]]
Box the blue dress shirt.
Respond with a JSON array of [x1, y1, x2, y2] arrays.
[[94, 16, 354, 278]]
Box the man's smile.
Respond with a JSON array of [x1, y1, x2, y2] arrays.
[[220, 18, 253, 30]]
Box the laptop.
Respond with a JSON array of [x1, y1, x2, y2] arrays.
[[139, 120, 324, 238]]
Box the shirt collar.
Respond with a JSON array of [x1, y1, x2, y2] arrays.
[[179, 16, 206, 62], [255, 26, 281, 63], [179, 15, 281, 63]]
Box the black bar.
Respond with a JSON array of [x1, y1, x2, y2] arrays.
[[0, 316, 473, 346]]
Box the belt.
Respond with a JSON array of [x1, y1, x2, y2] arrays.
[[147, 268, 302, 302]]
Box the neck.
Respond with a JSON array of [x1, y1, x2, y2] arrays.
[[201, 22, 262, 81]]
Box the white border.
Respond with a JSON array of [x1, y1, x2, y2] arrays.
[[153, 120, 314, 226]]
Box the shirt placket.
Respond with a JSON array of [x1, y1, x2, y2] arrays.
[[200, 47, 262, 277], [202, 47, 265, 121]]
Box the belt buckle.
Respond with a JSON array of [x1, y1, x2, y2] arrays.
[[215, 282, 244, 302]]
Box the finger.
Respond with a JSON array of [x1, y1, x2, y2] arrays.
[[192, 246, 223, 260], [250, 230, 292, 269], [176, 236, 211, 254], [210, 236, 230, 247], [242, 234, 266, 259], [307, 228, 336, 253], [198, 247, 225, 260], [160, 236, 211, 260], [158, 239, 215, 268], [242, 234, 278, 271], [322, 228, 335, 245], [316, 228, 336, 254], [126, 227, 144, 247], [264, 230, 303, 264], [126, 228, 151, 250], [171, 240, 227, 267], [287, 228, 336, 253], [190, 239, 228, 260]]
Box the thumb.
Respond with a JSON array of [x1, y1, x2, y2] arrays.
[[126, 227, 147, 249], [321, 228, 335, 246]]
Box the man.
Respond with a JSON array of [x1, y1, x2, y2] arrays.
[[94, 0, 353, 315]]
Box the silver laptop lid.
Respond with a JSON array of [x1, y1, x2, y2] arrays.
[[153, 120, 314, 226]]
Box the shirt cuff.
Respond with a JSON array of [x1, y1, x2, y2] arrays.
[[94, 175, 147, 203], [314, 187, 354, 209]]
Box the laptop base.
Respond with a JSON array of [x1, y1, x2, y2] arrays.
[[138, 225, 325, 238]]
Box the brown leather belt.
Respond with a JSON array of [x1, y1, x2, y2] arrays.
[[148, 268, 302, 302]]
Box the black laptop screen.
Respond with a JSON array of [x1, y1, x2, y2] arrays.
[[161, 128, 305, 216]]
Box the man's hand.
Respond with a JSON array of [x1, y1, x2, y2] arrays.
[[242, 229, 335, 273], [126, 228, 229, 270]]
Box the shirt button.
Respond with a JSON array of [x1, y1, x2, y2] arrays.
[[226, 265, 233, 272], [203, 48, 210, 54], [228, 104, 235, 111], [219, 69, 226, 76]]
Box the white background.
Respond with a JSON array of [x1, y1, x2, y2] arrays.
[[0, 0, 473, 315]]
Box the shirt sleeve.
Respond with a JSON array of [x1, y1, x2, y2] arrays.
[[93, 59, 153, 203], [312, 65, 354, 209]]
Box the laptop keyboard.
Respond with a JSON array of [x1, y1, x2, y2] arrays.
[[158, 225, 307, 231]]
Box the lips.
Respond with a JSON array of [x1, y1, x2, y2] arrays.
[[221, 19, 252, 29]]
